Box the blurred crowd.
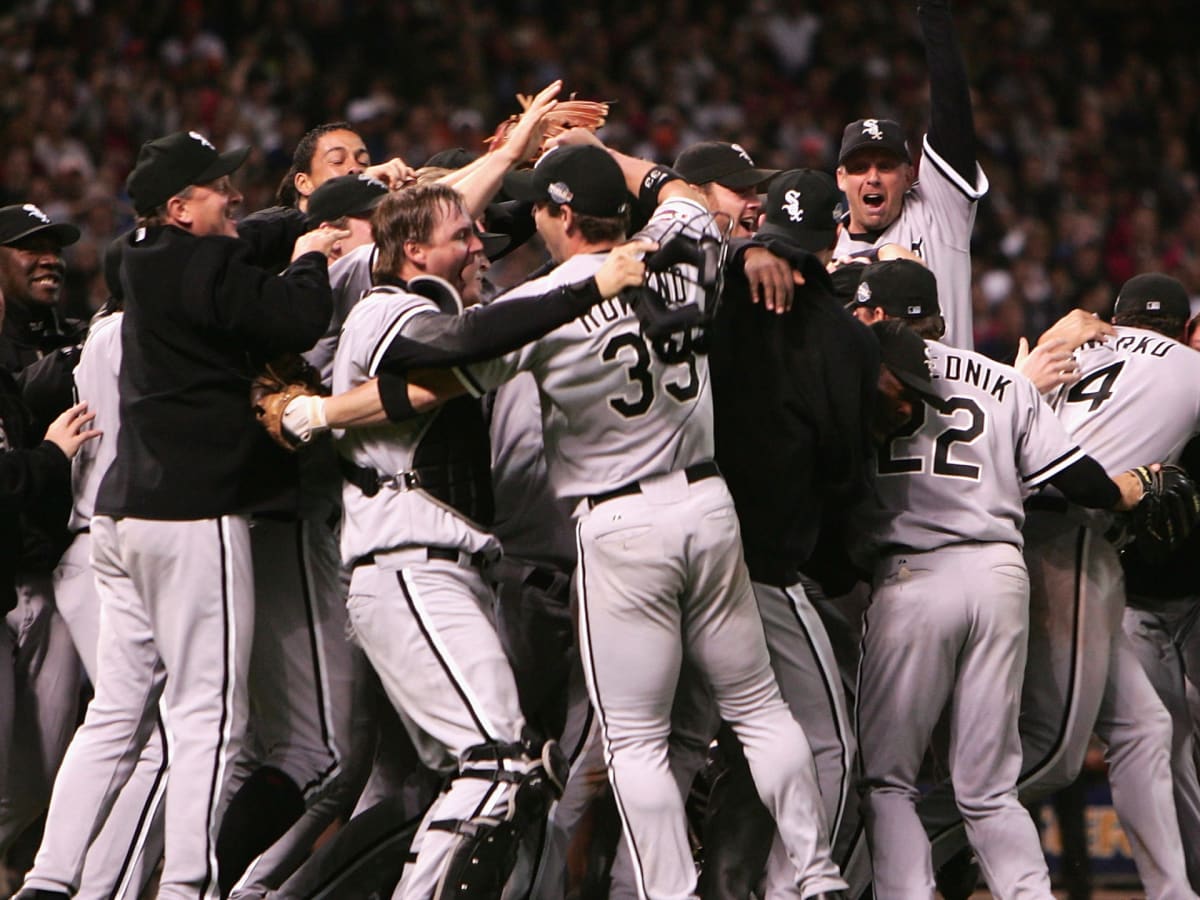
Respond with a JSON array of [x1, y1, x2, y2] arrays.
[[3, 0, 1200, 361]]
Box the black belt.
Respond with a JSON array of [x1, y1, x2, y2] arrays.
[[587, 460, 721, 509], [353, 546, 491, 570]]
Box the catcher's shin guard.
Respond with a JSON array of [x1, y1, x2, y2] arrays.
[[431, 738, 567, 900]]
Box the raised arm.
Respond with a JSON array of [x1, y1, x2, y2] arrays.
[[919, 0, 977, 184]]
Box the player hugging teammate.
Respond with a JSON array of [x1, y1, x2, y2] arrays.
[[7, 3, 1200, 900]]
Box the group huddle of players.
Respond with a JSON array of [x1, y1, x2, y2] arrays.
[[3, 2, 1200, 900]]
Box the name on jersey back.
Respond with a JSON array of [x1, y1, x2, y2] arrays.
[[935, 351, 1012, 403]]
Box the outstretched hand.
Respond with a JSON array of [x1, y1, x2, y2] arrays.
[[594, 239, 657, 299], [44, 401, 101, 460]]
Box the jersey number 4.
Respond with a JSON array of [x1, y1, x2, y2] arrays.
[[601, 331, 699, 418], [879, 396, 986, 479], [1063, 361, 1125, 412]]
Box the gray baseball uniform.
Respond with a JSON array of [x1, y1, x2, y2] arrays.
[[921, 326, 1200, 898], [856, 342, 1079, 898], [41, 310, 169, 900], [464, 196, 846, 899], [333, 279, 528, 900]]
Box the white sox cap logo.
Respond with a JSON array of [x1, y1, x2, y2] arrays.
[[188, 130, 216, 151], [731, 143, 754, 165], [359, 174, 388, 191], [22, 204, 51, 224], [547, 182, 573, 205], [856, 281, 872, 303], [782, 189, 805, 223], [862, 119, 884, 140]]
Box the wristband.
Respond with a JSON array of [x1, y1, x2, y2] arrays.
[[639, 165, 684, 211]]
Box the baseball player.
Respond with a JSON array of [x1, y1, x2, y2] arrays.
[[327, 180, 657, 899], [700, 169, 872, 896], [0, 204, 88, 871], [463, 145, 847, 899], [43, 290, 170, 900], [276, 121, 416, 211], [849, 261, 1144, 898], [917, 274, 1200, 898], [833, 0, 987, 351], [16, 130, 342, 900]]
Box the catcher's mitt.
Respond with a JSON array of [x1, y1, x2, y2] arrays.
[[1128, 464, 1200, 564], [250, 354, 325, 451], [486, 93, 609, 160]]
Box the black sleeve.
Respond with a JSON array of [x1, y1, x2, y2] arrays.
[[17, 346, 80, 436], [919, 0, 978, 185], [1047, 454, 1120, 510], [0, 441, 70, 518], [237, 206, 312, 272], [377, 277, 603, 373]]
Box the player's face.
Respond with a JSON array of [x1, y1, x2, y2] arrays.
[[0, 234, 67, 308], [701, 183, 762, 238], [297, 129, 370, 202], [872, 366, 918, 442], [837, 150, 913, 233], [182, 176, 242, 238], [533, 202, 570, 263], [326, 215, 375, 262], [460, 245, 490, 307], [420, 203, 484, 290]]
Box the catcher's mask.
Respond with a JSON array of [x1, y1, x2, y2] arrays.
[[624, 211, 729, 359]]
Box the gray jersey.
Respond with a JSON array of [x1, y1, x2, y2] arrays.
[[332, 282, 500, 566], [69, 311, 123, 531], [464, 197, 718, 501], [1049, 325, 1200, 471], [307, 241, 377, 386], [834, 136, 987, 352], [488, 373, 576, 571], [861, 342, 1083, 554]]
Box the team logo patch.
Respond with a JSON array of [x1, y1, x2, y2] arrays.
[[855, 282, 872, 304], [547, 181, 573, 205], [731, 143, 754, 165], [862, 119, 883, 141], [907, 304, 923, 316], [188, 130, 215, 151], [1146, 300, 1162, 311], [359, 174, 388, 191], [782, 189, 804, 223], [22, 204, 51, 224]]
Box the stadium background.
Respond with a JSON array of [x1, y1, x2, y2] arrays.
[[2, 0, 1194, 894]]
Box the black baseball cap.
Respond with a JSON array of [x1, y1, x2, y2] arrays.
[[755, 169, 840, 252], [673, 141, 780, 191], [871, 319, 941, 403], [423, 147, 479, 170], [126, 131, 250, 215], [853, 259, 940, 318], [307, 173, 388, 225], [0, 204, 80, 247], [1113, 273, 1191, 320], [838, 118, 912, 167], [504, 145, 630, 218]]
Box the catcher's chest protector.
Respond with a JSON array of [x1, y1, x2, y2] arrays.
[[412, 395, 495, 526]]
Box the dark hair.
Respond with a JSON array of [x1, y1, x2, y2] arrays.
[[907, 314, 946, 340], [1112, 310, 1187, 339], [372, 183, 464, 277], [541, 202, 628, 244], [276, 121, 358, 207]]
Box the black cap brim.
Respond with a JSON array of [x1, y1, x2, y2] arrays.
[[481, 230, 510, 260], [502, 168, 549, 205], [891, 367, 950, 413], [714, 167, 780, 191], [2, 221, 81, 248], [193, 146, 251, 186]]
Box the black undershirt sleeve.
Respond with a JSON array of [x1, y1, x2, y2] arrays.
[[919, 0, 978, 185], [1047, 454, 1120, 510], [376, 277, 603, 373]]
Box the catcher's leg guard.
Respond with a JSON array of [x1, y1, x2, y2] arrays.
[[431, 737, 566, 900]]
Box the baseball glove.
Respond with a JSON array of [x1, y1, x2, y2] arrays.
[[1128, 464, 1200, 564], [250, 354, 325, 451], [485, 93, 610, 160]]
